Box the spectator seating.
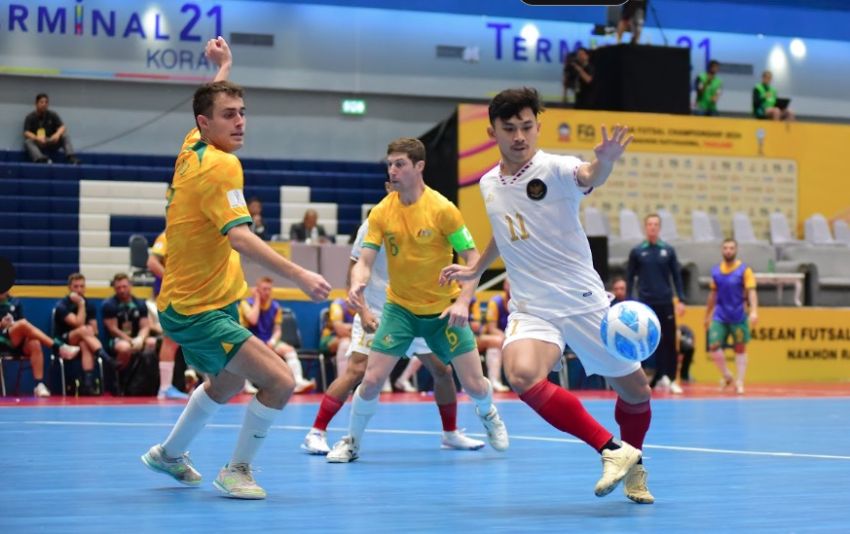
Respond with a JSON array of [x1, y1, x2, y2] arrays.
[[804, 213, 835, 245], [0, 150, 387, 285], [834, 219, 850, 246]]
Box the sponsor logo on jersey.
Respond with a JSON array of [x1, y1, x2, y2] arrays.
[[527, 178, 547, 200]]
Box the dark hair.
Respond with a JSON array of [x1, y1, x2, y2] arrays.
[[488, 87, 544, 125], [247, 196, 261, 205], [111, 272, 130, 286], [387, 137, 426, 165], [67, 272, 85, 285], [708, 60, 720, 69], [192, 81, 244, 128], [35, 93, 48, 103]]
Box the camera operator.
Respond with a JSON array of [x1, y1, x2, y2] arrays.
[[562, 47, 594, 109]]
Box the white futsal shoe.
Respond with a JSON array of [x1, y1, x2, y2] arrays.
[[476, 406, 509, 452], [327, 435, 360, 463], [623, 463, 655, 504], [594, 441, 641, 497], [301, 428, 330, 455], [213, 463, 266, 500], [441, 429, 485, 450], [141, 444, 202, 486]]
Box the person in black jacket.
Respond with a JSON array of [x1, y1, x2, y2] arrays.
[[23, 93, 80, 164], [626, 213, 686, 394]]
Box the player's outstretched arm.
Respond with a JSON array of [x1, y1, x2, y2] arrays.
[[227, 225, 331, 302], [577, 124, 633, 188], [439, 237, 500, 286], [348, 248, 377, 313], [206, 36, 232, 83]]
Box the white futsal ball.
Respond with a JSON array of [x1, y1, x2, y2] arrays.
[[599, 301, 661, 362]]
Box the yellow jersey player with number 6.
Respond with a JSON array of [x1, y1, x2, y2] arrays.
[[141, 36, 330, 501], [325, 137, 509, 463]]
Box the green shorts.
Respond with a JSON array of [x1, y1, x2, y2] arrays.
[[160, 302, 252, 375], [708, 320, 751, 348], [370, 302, 477, 364]]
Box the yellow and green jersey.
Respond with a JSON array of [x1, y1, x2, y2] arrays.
[[156, 128, 252, 315], [363, 186, 475, 315]]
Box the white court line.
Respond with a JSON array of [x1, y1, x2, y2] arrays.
[[4, 420, 850, 461]]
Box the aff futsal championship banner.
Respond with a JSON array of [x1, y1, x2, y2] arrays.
[[458, 104, 850, 253]]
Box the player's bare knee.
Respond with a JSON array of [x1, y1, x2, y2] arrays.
[[359, 373, 382, 398], [345, 361, 367, 383]]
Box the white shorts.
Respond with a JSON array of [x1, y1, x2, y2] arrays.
[[346, 313, 430, 358], [503, 308, 641, 378]]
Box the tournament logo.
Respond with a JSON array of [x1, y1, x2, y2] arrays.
[[558, 122, 571, 142], [526, 178, 547, 200]]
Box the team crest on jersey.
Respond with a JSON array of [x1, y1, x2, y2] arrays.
[[526, 178, 547, 200], [661, 249, 668, 257], [417, 228, 433, 239], [382, 334, 394, 345]]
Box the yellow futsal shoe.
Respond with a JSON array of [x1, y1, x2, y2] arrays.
[[623, 463, 655, 504], [594, 441, 641, 497]]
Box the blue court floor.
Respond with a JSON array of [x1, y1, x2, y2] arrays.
[[1, 396, 849, 533]]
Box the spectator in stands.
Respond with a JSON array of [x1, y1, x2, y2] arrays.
[[290, 208, 332, 243], [54, 273, 111, 395], [23, 93, 80, 164], [0, 290, 80, 397], [563, 47, 595, 109], [471, 297, 509, 392], [239, 276, 316, 394], [102, 273, 158, 390], [626, 214, 686, 395], [695, 60, 722, 116], [753, 70, 795, 121], [146, 231, 191, 400], [610, 276, 627, 304], [247, 197, 268, 240], [320, 297, 353, 376], [677, 324, 695, 384], [616, 0, 647, 45]]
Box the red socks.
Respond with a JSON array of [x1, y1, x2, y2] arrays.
[[437, 402, 457, 432], [519, 379, 611, 450], [614, 397, 651, 450], [312, 395, 344, 431]]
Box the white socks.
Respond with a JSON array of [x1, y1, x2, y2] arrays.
[[349, 385, 379, 444], [711, 349, 732, 380], [162, 386, 221, 457], [159, 360, 174, 392], [485, 348, 503, 384], [735, 353, 747, 384], [230, 396, 281, 466], [398, 358, 422, 382], [284, 351, 305, 382], [469, 378, 494, 416]]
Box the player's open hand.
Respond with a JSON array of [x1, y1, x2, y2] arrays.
[[594, 125, 633, 164], [439, 300, 469, 328], [297, 270, 331, 302], [348, 282, 367, 312], [205, 36, 232, 67], [439, 263, 477, 286]]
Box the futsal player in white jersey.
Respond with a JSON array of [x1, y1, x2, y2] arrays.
[[301, 215, 485, 454], [441, 87, 654, 503]]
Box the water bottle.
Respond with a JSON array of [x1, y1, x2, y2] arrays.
[[310, 226, 319, 244]]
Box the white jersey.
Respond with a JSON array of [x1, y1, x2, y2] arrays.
[[479, 150, 608, 319], [351, 220, 389, 311]]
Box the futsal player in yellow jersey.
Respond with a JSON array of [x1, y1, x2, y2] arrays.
[[326, 137, 509, 462], [141, 37, 331, 500]]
